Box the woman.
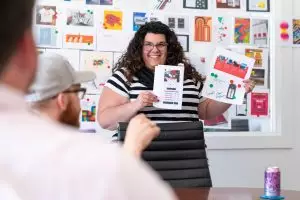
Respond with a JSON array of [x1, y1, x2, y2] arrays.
[[97, 21, 255, 130]]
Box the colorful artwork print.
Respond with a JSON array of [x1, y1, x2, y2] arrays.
[[195, 16, 212, 42], [183, 0, 208, 9], [103, 10, 123, 30], [66, 34, 94, 44], [66, 9, 94, 27], [251, 92, 269, 116], [36, 6, 57, 26], [216, 0, 241, 9], [234, 18, 250, 44], [250, 68, 266, 87], [293, 19, 300, 44], [202, 48, 255, 105], [246, 0, 270, 12]]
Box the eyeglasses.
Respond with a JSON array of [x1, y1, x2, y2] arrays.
[[143, 42, 168, 52], [63, 88, 87, 99]]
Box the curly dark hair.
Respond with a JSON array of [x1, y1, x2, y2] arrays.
[[114, 21, 205, 83]]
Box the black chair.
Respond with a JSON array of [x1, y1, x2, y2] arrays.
[[118, 121, 212, 188]]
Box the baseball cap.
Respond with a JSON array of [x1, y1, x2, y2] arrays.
[[26, 52, 96, 102]]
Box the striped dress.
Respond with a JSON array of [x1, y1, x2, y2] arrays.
[[105, 69, 206, 123]]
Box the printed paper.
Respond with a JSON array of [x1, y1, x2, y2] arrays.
[[153, 65, 185, 110], [202, 47, 255, 105]]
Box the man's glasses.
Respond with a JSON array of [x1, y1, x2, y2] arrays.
[[143, 42, 168, 52], [63, 88, 87, 99]]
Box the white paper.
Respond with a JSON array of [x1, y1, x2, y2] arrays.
[[202, 47, 255, 105], [213, 16, 232, 46], [80, 51, 113, 93], [46, 48, 80, 71], [277, 19, 293, 46], [164, 15, 190, 34], [80, 94, 99, 132], [153, 65, 184, 110], [251, 18, 269, 47]]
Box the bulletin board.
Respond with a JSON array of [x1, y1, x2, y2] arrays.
[[35, 0, 273, 135]]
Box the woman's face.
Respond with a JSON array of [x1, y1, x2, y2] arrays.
[[142, 33, 168, 71]]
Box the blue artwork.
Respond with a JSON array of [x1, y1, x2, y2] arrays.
[[133, 12, 146, 31], [39, 28, 57, 46]]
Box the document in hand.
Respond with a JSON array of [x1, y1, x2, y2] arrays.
[[153, 64, 184, 110], [202, 47, 255, 105]]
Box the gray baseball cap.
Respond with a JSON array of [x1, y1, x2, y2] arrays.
[[26, 52, 96, 102]]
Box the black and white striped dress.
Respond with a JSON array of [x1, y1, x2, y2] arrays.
[[105, 69, 206, 123]]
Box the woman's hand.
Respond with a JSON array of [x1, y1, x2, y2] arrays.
[[134, 91, 159, 110], [123, 114, 160, 158], [243, 79, 256, 94]]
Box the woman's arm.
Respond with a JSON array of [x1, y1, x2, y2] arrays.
[[198, 99, 231, 120], [97, 87, 141, 130]]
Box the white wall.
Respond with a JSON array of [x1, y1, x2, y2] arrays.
[[208, 0, 300, 190]]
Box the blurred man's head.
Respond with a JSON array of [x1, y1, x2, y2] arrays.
[[27, 53, 96, 128], [0, 1, 37, 92]]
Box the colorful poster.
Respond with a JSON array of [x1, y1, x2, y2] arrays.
[[103, 10, 123, 30], [214, 16, 232, 45], [80, 51, 113, 92], [216, 0, 241, 9], [250, 68, 267, 88], [36, 5, 57, 26], [202, 47, 255, 105], [293, 19, 300, 45], [250, 91, 269, 117], [63, 28, 96, 50], [252, 19, 269, 46], [234, 18, 250, 44], [66, 9, 94, 27], [165, 15, 189, 34], [194, 16, 212, 42], [133, 12, 147, 31], [86, 0, 113, 5]]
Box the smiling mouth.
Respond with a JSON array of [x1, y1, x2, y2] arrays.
[[149, 55, 161, 58]]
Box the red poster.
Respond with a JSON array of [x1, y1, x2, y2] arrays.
[[251, 92, 269, 116]]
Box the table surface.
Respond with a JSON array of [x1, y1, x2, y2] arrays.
[[174, 187, 300, 200]]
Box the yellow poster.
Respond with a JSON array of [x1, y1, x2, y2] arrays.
[[103, 10, 123, 30]]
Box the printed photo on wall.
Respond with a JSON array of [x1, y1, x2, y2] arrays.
[[80, 51, 113, 92], [213, 16, 232, 45], [103, 10, 123, 30], [183, 0, 208, 9], [234, 18, 250, 44], [293, 19, 300, 45], [151, 0, 172, 10], [177, 35, 189, 52], [133, 12, 147, 31], [246, 0, 270, 12], [235, 94, 248, 116], [202, 47, 255, 105], [86, 0, 113, 5], [250, 91, 269, 117], [66, 9, 94, 27], [165, 15, 189, 34], [245, 48, 269, 69], [194, 16, 212, 42], [216, 0, 241, 9], [250, 68, 267, 88], [34, 26, 62, 48], [252, 19, 269, 46], [36, 5, 57, 26]]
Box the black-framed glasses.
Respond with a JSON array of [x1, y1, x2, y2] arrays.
[[143, 42, 168, 52], [63, 88, 87, 99]]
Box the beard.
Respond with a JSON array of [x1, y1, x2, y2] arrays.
[[59, 101, 80, 128]]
